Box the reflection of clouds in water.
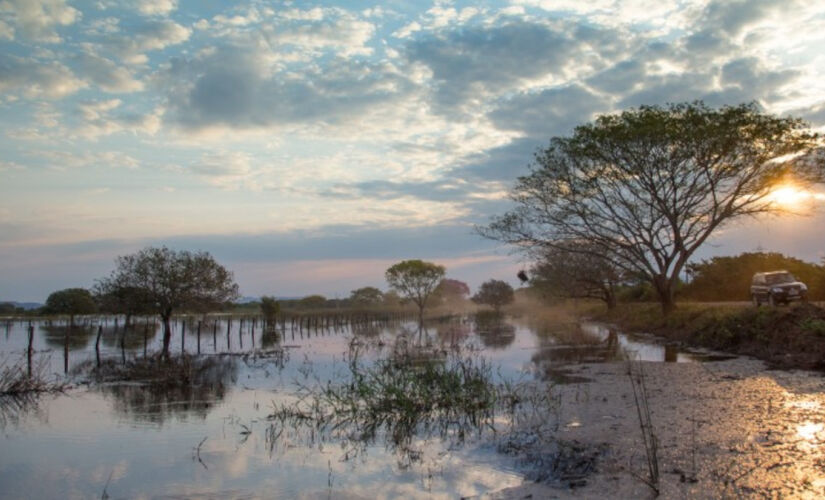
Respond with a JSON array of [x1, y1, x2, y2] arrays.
[[90, 459, 128, 484]]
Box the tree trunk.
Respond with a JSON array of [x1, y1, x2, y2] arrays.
[[161, 312, 172, 358], [653, 276, 676, 315], [605, 292, 617, 311]]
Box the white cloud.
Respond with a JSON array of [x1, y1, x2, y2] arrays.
[[105, 19, 191, 64], [0, 54, 85, 98], [137, 0, 177, 16], [75, 50, 145, 92], [0, 0, 79, 42]]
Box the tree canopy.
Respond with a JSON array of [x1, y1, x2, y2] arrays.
[[43, 288, 97, 325], [98, 246, 239, 356], [529, 242, 621, 309], [260, 296, 281, 327], [472, 280, 515, 313], [683, 252, 825, 301], [482, 101, 823, 313], [385, 259, 446, 323], [434, 279, 471, 306], [349, 287, 384, 306]]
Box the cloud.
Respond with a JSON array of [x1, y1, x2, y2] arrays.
[[69, 99, 161, 139], [137, 0, 177, 16], [34, 150, 140, 169], [160, 46, 415, 132], [404, 18, 627, 116], [74, 51, 144, 93], [489, 84, 609, 137], [0, 53, 85, 98], [189, 151, 254, 188], [103, 19, 191, 64], [0, 0, 79, 42]]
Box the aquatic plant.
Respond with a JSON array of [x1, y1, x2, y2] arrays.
[[268, 348, 558, 466]]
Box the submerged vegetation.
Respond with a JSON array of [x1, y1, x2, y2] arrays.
[[268, 344, 560, 467]]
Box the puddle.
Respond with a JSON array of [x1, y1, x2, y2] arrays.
[[0, 314, 737, 498]]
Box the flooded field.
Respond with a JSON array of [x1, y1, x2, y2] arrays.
[[0, 314, 724, 499]]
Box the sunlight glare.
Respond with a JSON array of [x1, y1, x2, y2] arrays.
[[767, 184, 825, 208]]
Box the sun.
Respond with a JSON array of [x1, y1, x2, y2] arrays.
[[767, 183, 825, 209]]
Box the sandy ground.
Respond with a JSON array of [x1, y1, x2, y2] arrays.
[[486, 358, 825, 499]]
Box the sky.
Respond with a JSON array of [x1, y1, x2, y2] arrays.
[[1, 0, 825, 302]]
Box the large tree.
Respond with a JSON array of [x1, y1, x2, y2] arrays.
[[529, 242, 622, 310], [43, 288, 97, 326], [98, 247, 239, 357], [482, 102, 822, 313], [385, 259, 446, 324]]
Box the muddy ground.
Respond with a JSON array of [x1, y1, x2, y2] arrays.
[[487, 358, 825, 499]]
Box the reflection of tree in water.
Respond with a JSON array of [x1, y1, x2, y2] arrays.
[[98, 355, 237, 424], [352, 323, 381, 338], [99, 324, 160, 350], [473, 312, 516, 349], [530, 328, 623, 381], [40, 325, 95, 351], [260, 328, 281, 349], [434, 321, 471, 347]]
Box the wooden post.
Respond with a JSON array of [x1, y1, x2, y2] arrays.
[[120, 329, 126, 364], [95, 325, 102, 368], [197, 321, 202, 355], [27, 323, 34, 377], [226, 317, 231, 351], [181, 318, 186, 354]]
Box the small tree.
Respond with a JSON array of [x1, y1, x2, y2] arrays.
[[43, 288, 97, 327], [472, 280, 515, 314], [349, 287, 384, 307], [298, 295, 327, 309], [385, 259, 446, 324], [98, 247, 239, 357], [482, 102, 823, 314], [529, 242, 621, 309], [433, 279, 471, 307], [260, 296, 281, 329]]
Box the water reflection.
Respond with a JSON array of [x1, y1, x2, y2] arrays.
[[474, 312, 516, 350], [41, 325, 95, 351], [99, 324, 160, 350], [98, 355, 237, 424], [260, 328, 282, 349]]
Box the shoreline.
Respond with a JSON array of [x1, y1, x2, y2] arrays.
[[488, 356, 825, 498]]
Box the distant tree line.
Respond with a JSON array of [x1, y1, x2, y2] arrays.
[[681, 252, 825, 301]]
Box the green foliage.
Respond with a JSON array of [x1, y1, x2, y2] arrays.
[[433, 279, 471, 305], [472, 280, 515, 313], [260, 296, 280, 324], [349, 286, 384, 306], [43, 288, 97, 321], [683, 252, 825, 301], [99, 246, 239, 319], [801, 318, 825, 337], [385, 260, 446, 319], [529, 242, 620, 308], [0, 303, 23, 315], [297, 294, 327, 309]]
